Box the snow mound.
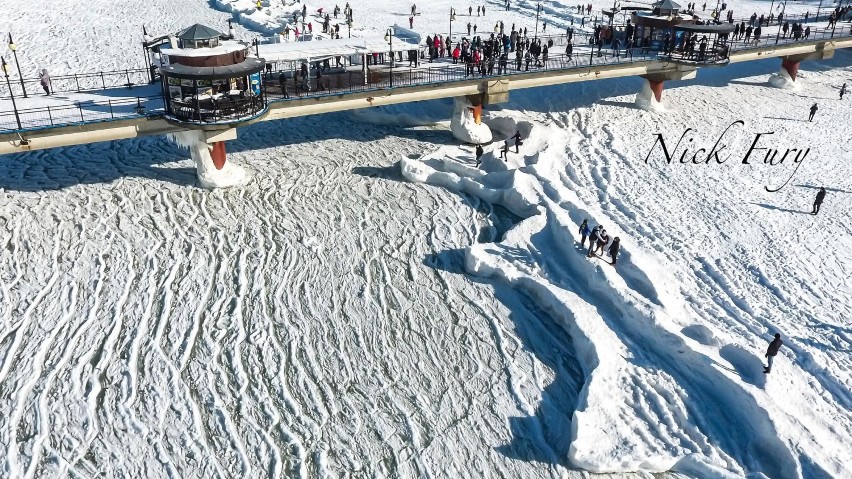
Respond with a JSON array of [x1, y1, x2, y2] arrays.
[[635, 79, 665, 112], [768, 68, 800, 90]]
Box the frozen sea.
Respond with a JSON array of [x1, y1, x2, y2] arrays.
[[1, 0, 851, 477]]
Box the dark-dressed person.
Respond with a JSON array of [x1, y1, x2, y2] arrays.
[[608, 237, 621, 266], [764, 333, 783, 374], [812, 187, 826, 215], [510, 130, 522, 153]]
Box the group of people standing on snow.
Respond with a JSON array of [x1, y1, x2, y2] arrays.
[[577, 222, 787, 376], [579, 220, 620, 266]]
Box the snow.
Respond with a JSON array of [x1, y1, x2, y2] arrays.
[[449, 97, 493, 144], [768, 66, 800, 90], [402, 49, 852, 476], [2, 0, 852, 477]]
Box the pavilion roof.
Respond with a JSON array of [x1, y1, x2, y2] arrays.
[[178, 24, 224, 41]]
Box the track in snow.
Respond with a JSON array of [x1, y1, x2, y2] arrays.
[[0, 113, 597, 478]]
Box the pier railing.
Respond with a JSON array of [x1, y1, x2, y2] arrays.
[[0, 95, 165, 132], [1, 25, 850, 134], [0, 68, 151, 100]]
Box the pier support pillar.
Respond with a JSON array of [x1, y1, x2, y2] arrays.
[[167, 129, 247, 188], [636, 78, 667, 110], [769, 56, 805, 89], [770, 49, 833, 89], [450, 96, 492, 144], [637, 67, 696, 111], [648, 80, 664, 102], [781, 58, 800, 82], [210, 141, 227, 170]]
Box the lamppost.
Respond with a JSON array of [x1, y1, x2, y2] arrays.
[[534, 2, 542, 38], [384, 27, 394, 87], [449, 8, 456, 43], [816, 0, 823, 21], [7, 34, 27, 98], [2, 57, 23, 130], [775, 0, 788, 43], [610, 0, 619, 25], [347, 19, 352, 38]]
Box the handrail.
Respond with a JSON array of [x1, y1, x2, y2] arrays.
[[1, 27, 850, 135], [0, 67, 151, 100]]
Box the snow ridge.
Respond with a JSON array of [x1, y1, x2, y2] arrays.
[[400, 95, 848, 476]]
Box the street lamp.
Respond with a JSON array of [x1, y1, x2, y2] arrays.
[[534, 2, 542, 38], [347, 19, 352, 38], [449, 9, 456, 44], [7, 34, 27, 98], [2, 57, 23, 130], [610, 0, 619, 25], [384, 27, 394, 87], [816, 0, 823, 22], [775, 0, 788, 43]]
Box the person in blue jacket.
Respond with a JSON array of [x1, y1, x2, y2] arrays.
[[579, 219, 591, 247]]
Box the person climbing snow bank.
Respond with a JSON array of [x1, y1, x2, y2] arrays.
[[764, 333, 783, 374]]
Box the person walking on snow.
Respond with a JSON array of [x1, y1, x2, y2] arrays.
[[608, 237, 621, 266], [809, 103, 818, 121], [764, 333, 783, 374], [587, 226, 601, 257], [475, 144, 484, 167], [510, 130, 522, 153], [579, 219, 591, 247], [812, 187, 826, 214], [841, 83, 847, 100], [39, 69, 51, 95], [500, 138, 510, 160]]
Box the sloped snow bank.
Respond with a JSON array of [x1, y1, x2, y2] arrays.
[[400, 155, 756, 476], [400, 112, 807, 478]]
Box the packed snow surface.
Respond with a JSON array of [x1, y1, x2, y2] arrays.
[[2, 0, 852, 477]]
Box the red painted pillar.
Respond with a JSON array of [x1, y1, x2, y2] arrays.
[[471, 104, 483, 125], [648, 80, 664, 103], [781, 58, 799, 81], [210, 141, 227, 170]]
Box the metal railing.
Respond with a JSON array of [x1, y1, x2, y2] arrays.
[[1, 27, 850, 134], [0, 95, 164, 132], [167, 94, 266, 124], [0, 67, 151, 100]]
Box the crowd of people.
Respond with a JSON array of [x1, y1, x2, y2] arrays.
[[579, 220, 621, 266], [422, 25, 567, 78]]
